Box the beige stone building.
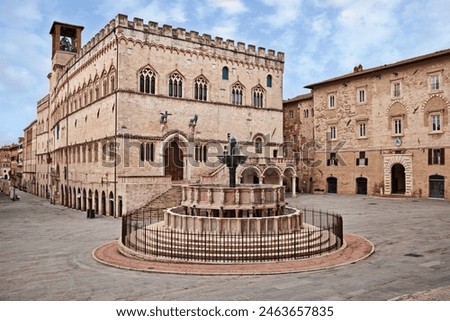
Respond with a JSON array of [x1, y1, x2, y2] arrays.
[[0, 143, 20, 194], [283, 93, 314, 193], [23, 14, 296, 216], [301, 49, 450, 200], [1, 146, 12, 180], [22, 121, 37, 194]]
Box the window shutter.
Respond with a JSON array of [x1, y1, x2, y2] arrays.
[[428, 149, 432, 165], [441, 148, 445, 165]]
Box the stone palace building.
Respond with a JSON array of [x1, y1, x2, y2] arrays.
[[284, 49, 450, 200], [21, 14, 298, 217]]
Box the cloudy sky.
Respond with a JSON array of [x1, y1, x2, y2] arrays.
[[1, 0, 449, 145]]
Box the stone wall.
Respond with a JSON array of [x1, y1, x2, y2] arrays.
[[309, 52, 450, 199]]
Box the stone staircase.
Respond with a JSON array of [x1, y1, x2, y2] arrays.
[[125, 222, 340, 263], [128, 185, 182, 216], [200, 164, 228, 185]]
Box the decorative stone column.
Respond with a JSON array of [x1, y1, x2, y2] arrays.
[[292, 176, 297, 197]]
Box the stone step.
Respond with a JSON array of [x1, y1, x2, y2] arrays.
[[128, 185, 182, 215], [124, 223, 339, 262]]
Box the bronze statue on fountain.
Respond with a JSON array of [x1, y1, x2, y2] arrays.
[[217, 134, 248, 188]]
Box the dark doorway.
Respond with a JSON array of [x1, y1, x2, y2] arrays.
[[94, 190, 99, 214], [327, 177, 337, 194], [164, 140, 184, 181], [109, 191, 114, 216], [77, 188, 81, 209], [101, 191, 106, 215], [429, 174, 445, 199], [391, 164, 406, 194], [88, 190, 93, 211], [356, 177, 368, 195], [118, 196, 123, 217], [82, 189, 87, 211]]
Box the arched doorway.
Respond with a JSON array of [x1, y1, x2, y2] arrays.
[[240, 166, 260, 184], [391, 164, 405, 194], [109, 191, 114, 216], [88, 189, 93, 212], [356, 177, 368, 195], [94, 190, 99, 214], [429, 174, 445, 199], [164, 140, 184, 181], [72, 187, 76, 208], [82, 189, 87, 211], [76, 188, 81, 209], [61, 185, 65, 206], [263, 167, 282, 185], [283, 168, 296, 193], [101, 191, 106, 215], [327, 177, 337, 194], [118, 196, 123, 217]]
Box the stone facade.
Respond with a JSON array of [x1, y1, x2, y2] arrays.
[[0, 143, 20, 195], [22, 14, 293, 217], [34, 96, 50, 199], [299, 49, 450, 199], [22, 122, 36, 194], [283, 93, 314, 193]]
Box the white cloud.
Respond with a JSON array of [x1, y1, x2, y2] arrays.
[[95, 0, 188, 25], [0, 0, 43, 25], [209, 19, 240, 40], [324, 0, 403, 71], [311, 13, 332, 39], [261, 0, 303, 28], [207, 0, 248, 15], [399, 0, 450, 55], [0, 0, 49, 95]]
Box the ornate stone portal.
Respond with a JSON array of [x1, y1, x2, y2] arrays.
[[383, 154, 413, 196]]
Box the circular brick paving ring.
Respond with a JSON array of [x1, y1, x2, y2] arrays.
[[92, 233, 374, 275]]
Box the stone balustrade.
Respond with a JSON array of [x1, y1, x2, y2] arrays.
[[164, 206, 302, 234], [180, 184, 285, 212]]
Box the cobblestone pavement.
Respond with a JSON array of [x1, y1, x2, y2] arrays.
[[1, 191, 449, 301]]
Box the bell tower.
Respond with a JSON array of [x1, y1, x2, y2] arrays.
[[49, 21, 84, 66]]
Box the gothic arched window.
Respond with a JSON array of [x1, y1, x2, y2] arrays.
[[194, 76, 208, 101], [252, 86, 264, 108], [139, 68, 156, 94], [231, 83, 244, 105], [168, 72, 183, 98]]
